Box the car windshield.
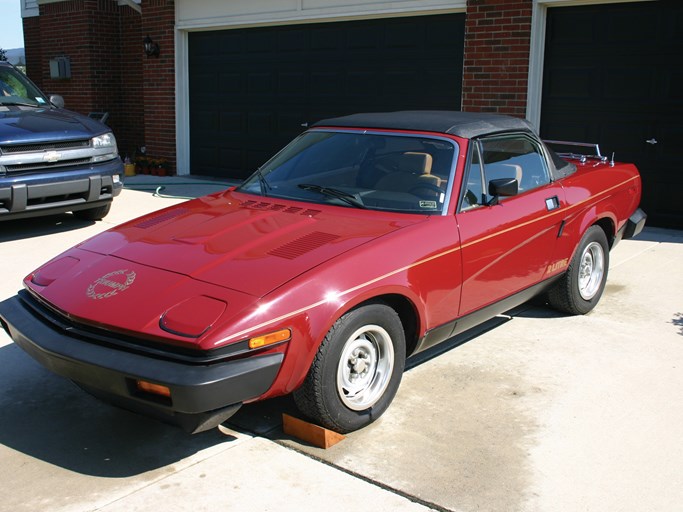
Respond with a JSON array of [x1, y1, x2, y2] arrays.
[[0, 66, 49, 107], [238, 130, 456, 215]]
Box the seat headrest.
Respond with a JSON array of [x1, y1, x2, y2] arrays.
[[399, 152, 433, 173]]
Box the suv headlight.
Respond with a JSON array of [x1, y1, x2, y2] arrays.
[[91, 132, 119, 162]]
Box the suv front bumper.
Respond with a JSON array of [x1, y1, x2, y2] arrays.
[[0, 160, 123, 220]]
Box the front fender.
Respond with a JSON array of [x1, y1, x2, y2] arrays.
[[210, 215, 463, 399], [257, 281, 426, 399]]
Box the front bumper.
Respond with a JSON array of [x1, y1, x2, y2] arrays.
[[0, 159, 123, 220], [0, 293, 283, 433]]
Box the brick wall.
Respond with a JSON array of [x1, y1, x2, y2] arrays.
[[119, 6, 144, 160], [22, 16, 42, 89], [22, 0, 148, 167], [462, 0, 532, 116], [38, 0, 96, 110], [140, 0, 176, 171]]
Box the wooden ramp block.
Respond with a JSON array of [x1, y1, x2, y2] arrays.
[[282, 413, 345, 449]]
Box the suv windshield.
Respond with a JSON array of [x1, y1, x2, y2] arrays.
[[238, 130, 456, 215], [0, 65, 49, 107]]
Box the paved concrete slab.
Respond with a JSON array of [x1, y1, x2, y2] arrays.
[[97, 434, 431, 512], [1, 180, 681, 512], [273, 228, 683, 512]]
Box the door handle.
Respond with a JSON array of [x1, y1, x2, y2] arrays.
[[645, 138, 658, 145], [545, 196, 560, 211]]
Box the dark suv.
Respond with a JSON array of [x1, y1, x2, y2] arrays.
[[0, 61, 123, 221]]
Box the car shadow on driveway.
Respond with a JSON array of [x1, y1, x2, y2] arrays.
[[0, 214, 94, 243], [0, 303, 556, 477], [628, 226, 683, 244], [0, 343, 235, 478], [228, 311, 524, 439]]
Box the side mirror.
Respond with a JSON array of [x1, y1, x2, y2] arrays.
[[49, 94, 65, 109], [487, 178, 518, 206]]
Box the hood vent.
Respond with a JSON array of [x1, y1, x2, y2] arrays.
[[301, 209, 322, 217], [134, 207, 190, 229], [241, 200, 320, 217], [268, 231, 340, 260]]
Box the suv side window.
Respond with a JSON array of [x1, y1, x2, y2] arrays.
[[460, 134, 551, 211]]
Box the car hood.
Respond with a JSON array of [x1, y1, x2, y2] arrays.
[[0, 106, 108, 144], [75, 190, 424, 297]]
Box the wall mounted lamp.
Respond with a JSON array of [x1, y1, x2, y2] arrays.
[[143, 35, 160, 57]]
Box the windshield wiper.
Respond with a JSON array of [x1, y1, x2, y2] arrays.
[[0, 100, 40, 107], [297, 183, 366, 209], [254, 168, 271, 196]]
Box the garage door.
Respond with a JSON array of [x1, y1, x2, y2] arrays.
[[189, 13, 465, 180], [540, 1, 683, 228]]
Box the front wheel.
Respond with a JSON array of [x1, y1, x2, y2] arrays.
[[548, 225, 609, 315], [293, 302, 406, 433]]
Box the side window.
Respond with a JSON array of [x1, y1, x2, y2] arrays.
[[480, 135, 551, 202], [461, 142, 485, 210]]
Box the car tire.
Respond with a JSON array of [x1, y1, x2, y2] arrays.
[[73, 203, 111, 221], [293, 302, 406, 433], [548, 225, 609, 315]]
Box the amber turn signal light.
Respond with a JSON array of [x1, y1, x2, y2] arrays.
[[248, 328, 291, 349], [136, 380, 171, 398]]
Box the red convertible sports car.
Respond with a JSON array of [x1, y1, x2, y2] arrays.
[[0, 111, 646, 434]]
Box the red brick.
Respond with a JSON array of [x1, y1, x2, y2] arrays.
[[462, 0, 531, 115]]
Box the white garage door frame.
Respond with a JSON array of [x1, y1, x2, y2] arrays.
[[174, 0, 466, 175], [526, 0, 657, 131]]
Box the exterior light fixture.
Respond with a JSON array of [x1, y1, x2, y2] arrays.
[[143, 35, 159, 57]]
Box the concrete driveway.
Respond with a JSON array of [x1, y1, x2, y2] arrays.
[[1, 177, 681, 512]]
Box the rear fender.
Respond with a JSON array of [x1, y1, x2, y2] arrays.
[[548, 204, 615, 279]]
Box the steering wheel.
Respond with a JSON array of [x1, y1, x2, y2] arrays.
[[409, 182, 443, 198]]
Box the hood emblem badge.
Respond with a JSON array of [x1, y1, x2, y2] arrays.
[[86, 269, 137, 300]]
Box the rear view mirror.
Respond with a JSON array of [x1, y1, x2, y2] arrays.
[[487, 178, 518, 205], [49, 94, 65, 109]]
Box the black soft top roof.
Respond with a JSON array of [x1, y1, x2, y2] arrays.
[[312, 111, 535, 139]]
